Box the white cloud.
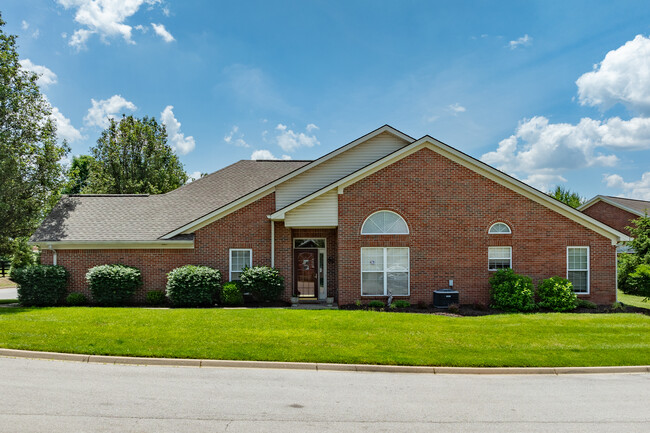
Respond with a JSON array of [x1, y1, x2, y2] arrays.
[[51, 106, 84, 143], [224, 125, 249, 147], [160, 105, 195, 155], [57, 0, 162, 49], [250, 150, 292, 160], [31, 29, 40, 39], [604, 173, 650, 200], [151, 23, 174, 42], [577, 35, 650, 115], [275, 124, 319, 152], [19, 59, 58, 87], [21, 20, 29, 30], [134, 24, 147, 33], [187, 171, 202, 182], [448, 103, 466, 114], [306, 123, 319, 132], [509, 34, 532, 49], [84, 95, 136, 128]]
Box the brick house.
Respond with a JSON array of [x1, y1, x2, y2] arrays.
[[579, 195, 649, 237], [31, 125, 629, 305]]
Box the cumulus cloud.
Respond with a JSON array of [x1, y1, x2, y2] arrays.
[[577, 35, 650, 115], [151, 23, 174, 42], [509, 34, 532, 49], [187, 171, 203, 182], [275, 124, 319, 152], [224, 125, 249, 147], [448, 103, 466, 114], [160, 105, 195, 155], [604, 173, 650, 200], [19, 59, 58, 87], [84, 95, 136, 128], [306, 123, 319, 132], [21, 20, 29, 30], [57, 0, 162, 49], [250, 150, 292, 160], [51, 106, 84, 143]]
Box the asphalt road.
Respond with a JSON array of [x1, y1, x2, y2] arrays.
[[0, 357, 648, 432]]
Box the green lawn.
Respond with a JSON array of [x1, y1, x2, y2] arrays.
[[0, 308, 649, 367], [618, 289, 650, 310], [0, 299, 18, 305]]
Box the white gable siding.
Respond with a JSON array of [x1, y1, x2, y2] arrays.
[[284, 190, 338, 227], [275, 132, 409, 210]]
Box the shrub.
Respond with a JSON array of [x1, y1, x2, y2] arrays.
[[489, 269, 536, 312], [536, 276, 577, 312], [220, 282, 244, 306], [448, 303, 460, 314], [354, 299, 362, 307], [166, 265, 221, 307], [417, 300, 427, 309], [11, 265, 68, 306], [576, 299, 598, 309], [66, 292, 87, 306], [86, 264, 142, 306], [611, 302, 626, 312], [618, 253, 641, 295], [367, 300, 385, 309], [392, 300, 410, 309], [628, 264, 650, 300], [146, 290, 167, 306], [240, 266, 284, 301]]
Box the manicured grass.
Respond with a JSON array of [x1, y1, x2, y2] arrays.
[[0, 277, 15, 289], [0, 308, 649, 367], [618, 289, 650, 310]]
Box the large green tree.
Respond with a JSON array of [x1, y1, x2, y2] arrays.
[[618, 214, 650, 297], [548, 186, 585, 209], [85, 115, 188, 194], [0, 14, 68, 255], [61, 154, 95, 194]]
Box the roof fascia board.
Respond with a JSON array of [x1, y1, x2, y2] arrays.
[[271, 137, 630, 244], [29, 240, 195, 250], [578, 195, 645, 217], [161, 125, 414, 238]]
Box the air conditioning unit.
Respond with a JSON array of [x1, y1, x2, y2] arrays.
[[433, 288, 459, 308]]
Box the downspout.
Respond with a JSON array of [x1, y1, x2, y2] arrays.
[[270, 220, 275, 268], [48, 244, 57, 266]]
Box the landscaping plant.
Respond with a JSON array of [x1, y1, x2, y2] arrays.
[[11, 265, 68, 306], [220, 282, 244, 306], [392, 300, 410, 309], [489, 269, 536, 312], [536, 276, 577, 312], [166, 265, 221, 307], [66, 292, 87, 306], [628, 264, 650, 300], [146, 290, 167, 306], [240, 266, 284, 301], [367, 300, 385, 309], [86, 264, 142, 306]]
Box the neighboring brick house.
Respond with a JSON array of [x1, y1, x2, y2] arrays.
[[579, 195, 650, 237], [31, 125, 629, 305]]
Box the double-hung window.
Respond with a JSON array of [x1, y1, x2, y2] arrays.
[[488, 246, 512, 270], [567, 247, 589, 293], [229, 249, 252, 281], [361, 247, 409, 296]]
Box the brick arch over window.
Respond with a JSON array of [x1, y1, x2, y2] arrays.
[[361, 210, 409, 235]]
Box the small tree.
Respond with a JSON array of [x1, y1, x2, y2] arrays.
[[619, 214, 650, 295], [548, 186, 584, 209], [9, 237, 35, 273], [628, 264, 650, 300]]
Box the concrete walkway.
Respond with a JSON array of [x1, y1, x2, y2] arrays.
[[0, 287, 17, 300]]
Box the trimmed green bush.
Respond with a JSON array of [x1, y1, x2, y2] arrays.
[[367, 300, 385, 309], [392, 300, 411, 308], [166, 265, 222, 307], [537, 276, 577, 312], [220, 282, 244, 306], [489, 269, 536, 312], [86, 264, 142, 306], [629, 264, 650, 300], [146, 290, 167, 306], [11, 265, 68, 306], [576, 299, 598, 309], [66, 292, 87, 306], [240, 266, 284, 301]]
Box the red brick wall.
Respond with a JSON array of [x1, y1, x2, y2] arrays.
[[337, 147, 617, 306], [581, 201, 638, 237]]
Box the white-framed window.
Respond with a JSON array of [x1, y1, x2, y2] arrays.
[[361, 247, 409, 296], [488, 222, 511, 234], [229, 249, 252, 281], [567, 246, 589, 294], [361, 211, 409, 235], [488, 246, 512, 270]]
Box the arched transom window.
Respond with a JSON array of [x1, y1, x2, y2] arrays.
[[361, 211, 409, 235], [488, 222, 511, 234]]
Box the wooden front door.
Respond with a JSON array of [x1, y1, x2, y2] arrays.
[[294, 249, 318, 297]]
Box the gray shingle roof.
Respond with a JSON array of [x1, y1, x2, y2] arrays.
[[30, 160, 310, 242], [602, 196, 650, 216]]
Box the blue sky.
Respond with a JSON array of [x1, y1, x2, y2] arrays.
[[4, 1, 650, 199]]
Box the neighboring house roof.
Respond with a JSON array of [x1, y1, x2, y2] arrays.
[[578, 195, 650, 217], [30, 160, 310, 245]]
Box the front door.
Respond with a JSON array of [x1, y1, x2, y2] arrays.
[[294, 249, 318, 297]]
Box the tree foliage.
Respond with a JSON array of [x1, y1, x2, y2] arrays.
[[618, 214, 650, 296], [548, 186, 585, 208], [61, 154, 95, 194], [85, 115, 188, 194], [0, 14, 68, 255]]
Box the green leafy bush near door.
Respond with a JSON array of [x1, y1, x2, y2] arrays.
[[240, 266, 284, 301]]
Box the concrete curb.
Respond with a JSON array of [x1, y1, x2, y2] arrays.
[[0, 348, 648, 374]]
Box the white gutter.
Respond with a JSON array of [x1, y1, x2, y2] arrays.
[[48, 244, 57, 266], [271, 220, 275, 268]]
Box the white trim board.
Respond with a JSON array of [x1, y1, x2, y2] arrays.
[[29, 240, 194, 250]]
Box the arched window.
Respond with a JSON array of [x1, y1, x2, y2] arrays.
[[488, 222, 511, 234], [361, 211, 409, 235]]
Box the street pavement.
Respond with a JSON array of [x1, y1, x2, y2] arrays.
[[0, 357, 648, 432]]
